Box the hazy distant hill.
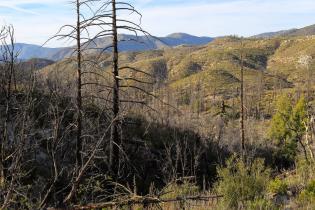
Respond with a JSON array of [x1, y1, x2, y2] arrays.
[[14, 43, 67, 60], [253, 24, 315, 38], [19, 58, 55, 71], [11, 33, 213, 61], [252, 29, 298, 38]]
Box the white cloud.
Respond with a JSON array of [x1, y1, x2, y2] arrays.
[[0, 4, 39, 15]]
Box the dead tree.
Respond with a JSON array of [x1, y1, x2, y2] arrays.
[[110, 0, 120, 172], [47, 0, 169, 204], [75, 0, 83, 172], [298, 55, 315, 162], [44, 0, 144, 203], [45, 0, 104, 204], [0, 26, 7, 187], [38, 93, 74, 209], [0, 25, 18, 189], [239, 39, 246, 160], [1, 70, 36, 210], [46, 0, 105, 203], [48, 194, 223, 210], [80, 0, 159, 175], [0, 25, 39, 209], [47, 0, 105, 171]]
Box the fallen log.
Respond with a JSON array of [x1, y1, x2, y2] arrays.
[[47, 195, 223, 210]]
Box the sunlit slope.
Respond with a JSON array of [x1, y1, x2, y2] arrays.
[[267, 36, 315, 86], [38, 36, 315, 115]]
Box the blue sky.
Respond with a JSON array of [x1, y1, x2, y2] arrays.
[[1, 0, 315, 47]]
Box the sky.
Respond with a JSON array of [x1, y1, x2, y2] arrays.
[[1, 0, 315, 47]]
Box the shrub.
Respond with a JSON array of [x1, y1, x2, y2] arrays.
[[306, 180, 315, 195], [161, 179, 199, 199], [215, 156, 271, 209], [298, 180, 315, 206], [268, 178, 288, 196], [159, 180, 200, 210], [245, 198, 277, 210], [295, 157, 315, 186]]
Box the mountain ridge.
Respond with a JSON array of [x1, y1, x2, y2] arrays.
[[253, 24, 315, 38], [12, 23, 315, 61], [10, 33, 213, 61]]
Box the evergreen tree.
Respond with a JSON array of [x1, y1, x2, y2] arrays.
[[291, 96, 307, 140], [291, 96, 308, 161], [269, 94, 292, 145], [269, 95, 309, 166]]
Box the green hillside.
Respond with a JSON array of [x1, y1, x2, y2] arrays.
[[38, 35, 315, 119]]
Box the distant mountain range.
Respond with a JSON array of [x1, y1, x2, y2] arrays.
[[11, 33, 213, 61], [9, 24, 315, 61], [253, 24, 315, 38]]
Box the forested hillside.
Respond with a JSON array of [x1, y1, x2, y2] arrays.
[[40, 35, 315, 119]]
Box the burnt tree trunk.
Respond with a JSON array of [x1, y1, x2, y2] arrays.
[[1, 27, 15, 186], [109, 0, 121, 174], [76, 0, 83, 170], [240, 42, 245, 160]]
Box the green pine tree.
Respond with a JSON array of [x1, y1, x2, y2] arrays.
[[269, 95, 308, 164], [291, 96, 307, 140], [269, 94, 292, 145]]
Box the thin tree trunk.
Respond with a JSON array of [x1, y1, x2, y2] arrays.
[[1, 28, 15, 186], [240, 42, 245, 160], [304, 120, 314, 162], [299, 139, 309, 163], [109, 0, 120, 174], [2, 89, 28, 210], [305, 64, 314, 162], [76, 0, 83, 170], [305, 132, 314, 162]]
